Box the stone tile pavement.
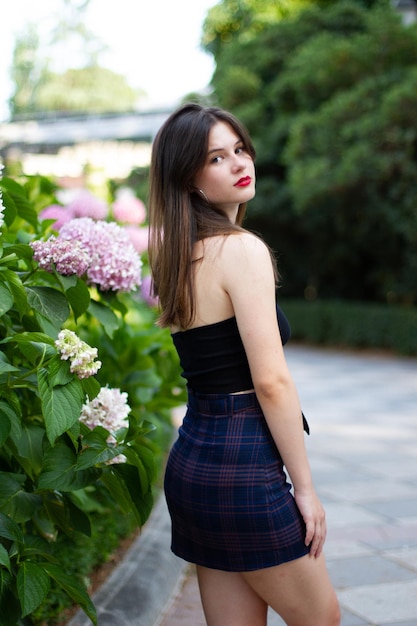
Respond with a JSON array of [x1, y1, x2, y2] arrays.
[[69, 345, 417, 626]]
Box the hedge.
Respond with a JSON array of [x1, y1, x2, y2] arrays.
[[281, 299, 417, 356]]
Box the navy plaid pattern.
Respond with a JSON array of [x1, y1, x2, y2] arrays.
[[164, 390, 310, 572]]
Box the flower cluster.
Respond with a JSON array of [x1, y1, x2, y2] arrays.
[[31, 238, 90, 276], [39, 190, 108, 227], [79, 386, 130, 450], [31, 217, 142, 293], [39, 188, 149, 255], [55, 329, 102, 379], [0, 164, 5, 230], [112, 189, 146, 224]]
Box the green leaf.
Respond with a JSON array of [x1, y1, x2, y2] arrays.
[[0, 544, 11, 571], [0, 401, 22, 446], [1, 489, 43, 524], [26, 286, 70, 329], [0, 471, 25, 506], [13, 424, 45, 478], [0, 283, 13, 316], [0, 190, 17, 227], [1, 269, 28, 315], [38, 442, 101, 491], [0, 409, 11, 447], [0, 177, 38, 227], [66, 279, 91, 320], [0, 512, 24, 543], [6, 331, 56, 346], [42, 563, 97, 625], [104, 464, 153, 525], [0, 352, 20, 376], [56, 274, 78, 290], [81, 375, 100, 401], [17, 561, 50, 617], [3, 242, 34, 262], [64, 494, 91, 536], [47, 354, 73, 387], [0, 569, 20, 626], [89, 299, 121, 338], [38, 369, 85, 444]]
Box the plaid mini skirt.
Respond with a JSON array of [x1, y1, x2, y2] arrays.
[[164, 389, 310, 572]]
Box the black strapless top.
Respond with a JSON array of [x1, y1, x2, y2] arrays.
[[172, 306, 310, 434], [172, 305, 291, 394]]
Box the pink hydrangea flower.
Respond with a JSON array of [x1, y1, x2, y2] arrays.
[[33, 217, 142, 293], [68, 190, 109, 221], [55, 329, 102, 379], [123, 225, 149, 254], [140, 274, 159, 307], [39, 204, 75, 230], [31, 238, 90, 276], [112, 190, 146, 225]]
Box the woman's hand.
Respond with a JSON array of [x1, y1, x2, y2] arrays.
[[294, 488, 327, 559]]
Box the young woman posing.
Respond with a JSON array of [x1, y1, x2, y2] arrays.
[[148, 103, 340, 626]]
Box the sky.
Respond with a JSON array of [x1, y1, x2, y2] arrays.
[[0, 0, 218, 121]]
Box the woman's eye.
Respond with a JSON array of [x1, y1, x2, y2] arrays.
[[211, 155, 222, 164]]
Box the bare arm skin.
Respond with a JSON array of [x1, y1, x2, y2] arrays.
[[219, 233, 326, 558]]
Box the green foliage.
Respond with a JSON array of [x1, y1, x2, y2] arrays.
[[34, 66, 140, 114], [0, 175, 185, 624], [8, 0, 142, 118], [207, 0, 417, 305], [282, 299, 417, 355]]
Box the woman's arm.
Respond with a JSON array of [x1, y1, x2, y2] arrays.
[[220, 233, 326, 558]]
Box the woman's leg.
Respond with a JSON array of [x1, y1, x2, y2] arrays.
[[242, 553, 340, 626], [196, 565, 268, 626]]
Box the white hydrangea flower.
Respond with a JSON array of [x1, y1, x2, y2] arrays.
[[55, 329, 102, 379]]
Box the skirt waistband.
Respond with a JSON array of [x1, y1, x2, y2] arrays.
[[187, 388, 260, 416]]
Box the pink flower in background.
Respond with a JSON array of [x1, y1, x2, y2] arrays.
[[140, 274, 159, 307], [39, 204, 75, 230], [68, 190, 109, 220], [124, 225, 149, 254], [112, 190, 146, 224], [31, 238, 90, 276], [32, 217, 142, 293], [59, 218, 142, 292]]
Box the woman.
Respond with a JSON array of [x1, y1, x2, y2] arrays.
[[148, 103, 340, 626]]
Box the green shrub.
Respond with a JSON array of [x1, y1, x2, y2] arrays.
[[0, 173, 185, 625], [282, 299, 417, 355]]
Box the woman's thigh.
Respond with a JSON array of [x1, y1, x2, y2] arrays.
[[242, 553, 340, 626], [196, 565, 268, 626]]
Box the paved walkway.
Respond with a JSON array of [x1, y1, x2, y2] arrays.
[[69, 345, 417, 626]]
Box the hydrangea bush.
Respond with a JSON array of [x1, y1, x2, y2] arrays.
[[0, 172, 184, 625]]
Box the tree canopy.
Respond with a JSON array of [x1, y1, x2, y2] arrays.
[[203, 0, 417, 304], [8, 0, 141, 118]]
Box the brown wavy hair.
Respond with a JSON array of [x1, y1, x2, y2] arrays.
[[148, 103, 263, 329]]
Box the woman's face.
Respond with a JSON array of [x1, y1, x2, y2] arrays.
[[193, 121, 255, 221]]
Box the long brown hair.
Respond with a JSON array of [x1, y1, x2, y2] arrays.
[[148, 103, 266, 329]]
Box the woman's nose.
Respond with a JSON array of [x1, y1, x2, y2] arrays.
[[232, 155, 245, 171]]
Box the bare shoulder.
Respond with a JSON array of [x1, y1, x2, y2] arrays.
[[221, 231, 271, 264]]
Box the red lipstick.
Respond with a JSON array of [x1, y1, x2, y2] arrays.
[[234, 176, 252, 187]]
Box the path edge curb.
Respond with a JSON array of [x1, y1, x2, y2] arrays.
[[67, 494, 188, 626]]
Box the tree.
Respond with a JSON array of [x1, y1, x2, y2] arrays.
[[35, 66, 140, 113], [203, 1, 417, 304], [9, 25, 51, 117], [8, 0, 140, 118]]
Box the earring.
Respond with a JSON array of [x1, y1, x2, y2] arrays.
[[198, 189, 209, 202]]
